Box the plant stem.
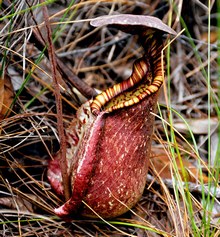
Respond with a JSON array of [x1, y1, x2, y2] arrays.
[[41, 2, 70, 201]]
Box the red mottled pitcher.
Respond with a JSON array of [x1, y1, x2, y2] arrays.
[[47, 14, 176, 219]]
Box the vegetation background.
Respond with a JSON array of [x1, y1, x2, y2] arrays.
[[0, 0, 219, 236]]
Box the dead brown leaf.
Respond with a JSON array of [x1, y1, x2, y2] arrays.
[[150, 147, 209, 183], [0, 73, 14, 119], [173, 118, 218, 135], [201, 31, 218, 43], [0, 195, 35, 212]]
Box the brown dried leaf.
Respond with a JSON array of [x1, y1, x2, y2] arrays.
[[174, 118, 218, 135], [150, 147, 209, 183], [201, 31, 218, 43], [0, 195, 35, 212], [0, 73, 14, 119]]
